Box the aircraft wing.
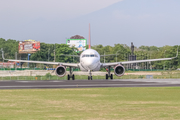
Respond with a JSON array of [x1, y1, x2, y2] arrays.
[[7, 59, 79, 67], [102, 57, 174, 67], [102, 47, 178, 67], [1, 51, 79, 67]]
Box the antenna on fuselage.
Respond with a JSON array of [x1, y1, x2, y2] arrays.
[[89, 23, 91, 49]]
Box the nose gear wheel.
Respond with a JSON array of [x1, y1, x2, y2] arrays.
[[88, 70, 93, 80]]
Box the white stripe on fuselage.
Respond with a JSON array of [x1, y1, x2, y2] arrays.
[[80, 49, 100, 71]]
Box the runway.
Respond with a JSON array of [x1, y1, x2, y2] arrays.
[[0, 79, 180, 89]]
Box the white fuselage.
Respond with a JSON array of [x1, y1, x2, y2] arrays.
[[79, 49, 101, 71]]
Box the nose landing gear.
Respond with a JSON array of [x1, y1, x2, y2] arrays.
[[88, 70, 92, 80]]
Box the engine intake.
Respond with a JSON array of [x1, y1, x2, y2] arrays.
[[55, 65, 66, 77], [114, 65, 125, 77]]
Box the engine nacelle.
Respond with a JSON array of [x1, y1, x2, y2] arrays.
[[55, 65, 66, 77], [114, 65, 125, 77]]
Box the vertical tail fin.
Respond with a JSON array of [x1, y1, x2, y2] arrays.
[[89, 23, 91, 49]]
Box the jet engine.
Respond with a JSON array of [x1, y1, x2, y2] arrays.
[[55, 65, 66, 77], [114, 65, 125, 77]]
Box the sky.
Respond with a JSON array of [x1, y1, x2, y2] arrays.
[[0, 0, 122, 21], [0, 0, 179, 47]]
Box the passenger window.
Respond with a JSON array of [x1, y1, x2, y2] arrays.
[[82, 54, 98, 57]]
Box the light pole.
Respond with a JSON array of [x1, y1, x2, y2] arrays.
[[145, 53, 147, 70], [72, 51, 74, 63], [54, 44, 56, 62], [104, 52, 105, 63], [28, 54, 31, 68], [0, 48, 4, 70], [157, 49, 159, 70], [15, 52, 17, 70], [116, 50, 121, 62], [141, 53, 143, 69], [164, 50, 166, 71], [127, 53, 128, 70], [48, 48, 50, 62], [72, 47, 75, 63]]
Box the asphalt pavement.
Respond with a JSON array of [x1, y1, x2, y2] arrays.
[[0, 79, 180, 89]]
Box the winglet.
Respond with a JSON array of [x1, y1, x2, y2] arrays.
[[1, 50, 5, 60], [176, 46, 179, 58], [172, 46, 179, 59]]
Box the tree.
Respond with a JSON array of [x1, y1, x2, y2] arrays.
[[0, 37, 179, 70], [55, 44, 78, 63]]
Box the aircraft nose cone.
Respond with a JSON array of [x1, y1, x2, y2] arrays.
[[85, 60, 94, 66], [83, 59, 98, 70]]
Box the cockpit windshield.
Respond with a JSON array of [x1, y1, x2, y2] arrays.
[[82, 54, 98, 58]]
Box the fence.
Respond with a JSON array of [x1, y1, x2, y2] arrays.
[[0, 68, 42, 70], [0, 71, 180, 80], [0, 68, 81, 71], [0, 67, 169, 71]]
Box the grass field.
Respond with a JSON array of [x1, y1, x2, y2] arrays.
[[0, 87, 180, 120]]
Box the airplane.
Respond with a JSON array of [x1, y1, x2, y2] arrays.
[[1, 46, 179, 80], [1, 26, 179, 80]]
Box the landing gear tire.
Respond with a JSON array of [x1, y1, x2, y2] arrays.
[[72, 74, 75, 80], [67, 67, 75, 80], [110, 74, 113, 80], [67, 75, 70, 80], [106, 74, 108, 80], [88, 76, 92, 80]]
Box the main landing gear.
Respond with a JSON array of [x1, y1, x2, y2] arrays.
[[88, 76, 92, 80], [67, 67, 75, 80], [105, 66, 113, 80], [88, 70, 92, 80]]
